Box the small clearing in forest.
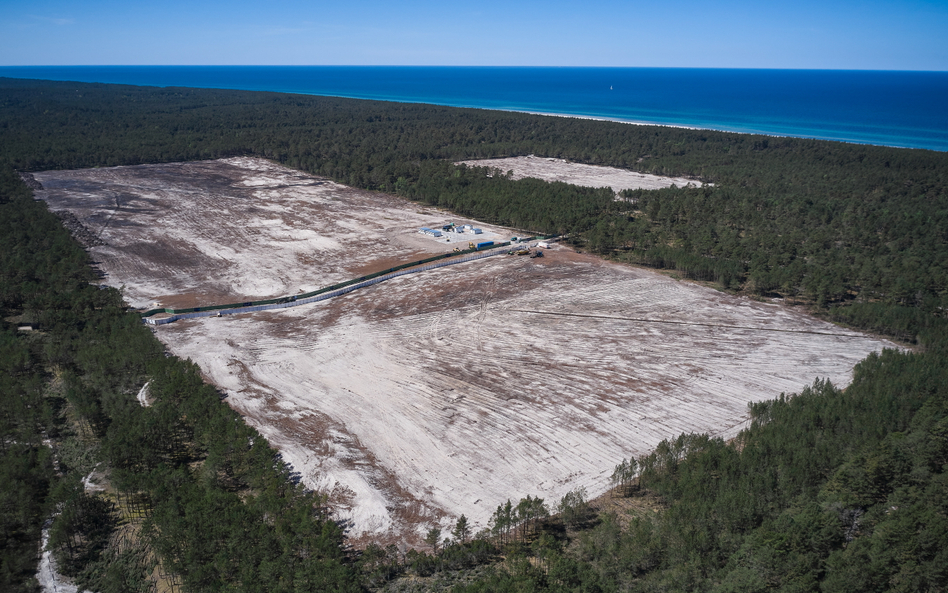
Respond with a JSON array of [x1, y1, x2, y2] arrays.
[[455, 155, 708, 194]]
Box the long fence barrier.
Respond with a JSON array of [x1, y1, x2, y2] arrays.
[[142, 240, 548, 326]]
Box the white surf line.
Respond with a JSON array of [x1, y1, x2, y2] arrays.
[[508, 309, 870, 338], [146, 247, 519, 326]]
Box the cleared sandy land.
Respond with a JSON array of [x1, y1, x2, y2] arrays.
[[34, 157, 506, 311], [36, 158, 893, 547], [455, 155, 708, 194]]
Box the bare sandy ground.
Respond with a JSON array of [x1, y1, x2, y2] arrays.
[[35, 158, 893, 547], [33, 157, 505, 310], [455, 155, 707, 194]]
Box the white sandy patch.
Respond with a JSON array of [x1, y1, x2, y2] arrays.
[[456, 155, 708, 195], [37, 524, 91, 593], [82, 464, 106, 493], [136, 381, 151, 407]]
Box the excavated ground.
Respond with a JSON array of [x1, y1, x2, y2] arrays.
[[35, 157, 894, 548], [455, 155, 708, 194]]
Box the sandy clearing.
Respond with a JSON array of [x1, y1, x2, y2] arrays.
[[33, 157, 508, 310], [158, 254, 890, 545], [35, 158, 894, 548], [455, 155, 708, 194]]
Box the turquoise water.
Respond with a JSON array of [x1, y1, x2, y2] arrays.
[[2, 66, 947, 151]]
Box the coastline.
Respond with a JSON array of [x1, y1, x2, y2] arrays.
[[511, 108, 705, 131], [232, 90, 928, 151], [2, 66, 946, 152], [505, 109, 924, 151]]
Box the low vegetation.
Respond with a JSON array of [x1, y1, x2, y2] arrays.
[[1, 77, 946, 591]]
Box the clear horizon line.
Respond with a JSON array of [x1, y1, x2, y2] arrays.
[[3, 65, 948, 73]]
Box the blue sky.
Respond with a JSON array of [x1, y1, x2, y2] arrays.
[[2, 0, 946, 70]]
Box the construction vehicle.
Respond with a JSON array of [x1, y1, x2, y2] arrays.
[[453, 246, 462, 253], [515, 248, 531, 255], [530, 249, 544, 258], [469, 242, 476, 250]]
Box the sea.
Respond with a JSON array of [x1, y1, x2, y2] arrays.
[[2, 66, 947, 152]]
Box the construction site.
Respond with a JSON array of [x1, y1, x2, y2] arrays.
[[33, 157, 896, 548]]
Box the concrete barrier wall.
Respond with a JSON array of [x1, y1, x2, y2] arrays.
[[144, 247, 520, 326]]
